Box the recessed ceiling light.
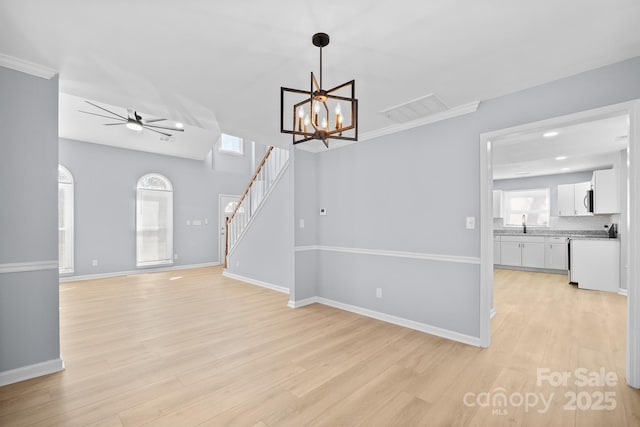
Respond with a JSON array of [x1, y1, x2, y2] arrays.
[[543, 131, 559, 138], [175, 122, 184, 129], [561, 167, 570, 172], [555, 156, 567, 160], [515, 172, 530, 176]]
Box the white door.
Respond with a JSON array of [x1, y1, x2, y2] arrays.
[[219, 194, 240, 264]]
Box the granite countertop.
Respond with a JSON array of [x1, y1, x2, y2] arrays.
[[494, 229, 612, 239]]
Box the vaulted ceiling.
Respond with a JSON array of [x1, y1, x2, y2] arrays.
[[1, 0, 639, 158]]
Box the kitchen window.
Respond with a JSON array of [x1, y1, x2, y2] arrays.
[[502, 188, 550, 227]]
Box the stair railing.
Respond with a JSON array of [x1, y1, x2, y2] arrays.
[[225, 146, 289, 267]]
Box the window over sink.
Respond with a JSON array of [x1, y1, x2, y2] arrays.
[[502, 188, 550, 227]]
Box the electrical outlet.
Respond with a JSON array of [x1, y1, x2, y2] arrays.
[[174, 254, 178, 260], [186, 220, 191, 226], [376, 288, 382, 299], [204, 218, 208, 225], [299, 219, 305, 228], [192, 219, 202, 226], [92, 259, 98, 267]]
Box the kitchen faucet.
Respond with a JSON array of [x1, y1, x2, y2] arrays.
[[522, 214, 527, 234]]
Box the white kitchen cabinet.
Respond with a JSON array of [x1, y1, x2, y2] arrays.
[[592, 169, 619, 214], [571, 239, 619, 293], [500, 240, 521, 266], [544, 237, 568, 270], [498, 236, 545, 268], [493, 190, 503, 218], [494, 237, 501, 264], [574, 181, 592, 216], [522, 241, 545, 268], [557, 182, 592, 216]]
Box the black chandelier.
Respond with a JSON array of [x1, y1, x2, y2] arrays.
[[280, 33, 358, 148]]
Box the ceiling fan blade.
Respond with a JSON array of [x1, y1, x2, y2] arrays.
[[143, 123, 185, 132], [142, 118, 167, 124], [104, 122, 127, 126], [85, 100, 128, 120], [79, 110, 127, 121], [145, 127, 172, 137]]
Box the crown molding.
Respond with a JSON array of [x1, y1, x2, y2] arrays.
[[360, 100, 480, 141], [295, 100, 480, 153], [0, 53, 57, 79]]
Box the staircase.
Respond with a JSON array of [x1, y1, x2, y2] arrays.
[[225, 146, 290, 267]]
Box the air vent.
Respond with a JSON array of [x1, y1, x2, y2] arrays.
[[380, 93, 448, 123], [160, 135, 176, 142]]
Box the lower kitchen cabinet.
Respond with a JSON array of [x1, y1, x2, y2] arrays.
[[499, 236, 545, 268], [544, 237, 568, 270], [494, 237, 501, 264]]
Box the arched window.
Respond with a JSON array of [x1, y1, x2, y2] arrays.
[[136, 173, 173, 267], [58, 165, 74, 274]]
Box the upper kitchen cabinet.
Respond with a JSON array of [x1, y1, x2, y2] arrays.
[[592, 169, 619, 214], [557, 181, 592, 216]]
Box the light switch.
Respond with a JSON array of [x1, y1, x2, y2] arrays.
[[466, 216, 476, 229]]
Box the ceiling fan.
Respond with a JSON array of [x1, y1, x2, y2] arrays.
[[79, 100, 185, 137]]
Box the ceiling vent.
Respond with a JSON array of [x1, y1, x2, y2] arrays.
[[160, 135, 176, 142], [380, 93, 448, 123]]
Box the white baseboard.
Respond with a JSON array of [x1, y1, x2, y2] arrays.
[[490, 308, 497, 319], [0, 357, 64, 387], [314, 297, 481, 347], [619, 288, 629, 296], [222, 271, 290, 294], [288, 297, 319, 308], [59, 262, 221, 283]]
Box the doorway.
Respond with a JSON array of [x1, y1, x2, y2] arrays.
[[218, 194, 240, 265], [479, 100, 640, 388]]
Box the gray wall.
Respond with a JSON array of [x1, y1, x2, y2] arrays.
[[292, 56, 640, 339], [0, 67, 60, 372], [59, 138, 251, 276], [294, 149, 318, 300], [226, 163, 294, 291]]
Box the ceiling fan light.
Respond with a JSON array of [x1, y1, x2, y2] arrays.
[[126, 119, 143, 131]]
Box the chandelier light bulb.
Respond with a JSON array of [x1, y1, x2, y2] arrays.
[[321, 117, 328, 130], [297, 108, 305, 131]]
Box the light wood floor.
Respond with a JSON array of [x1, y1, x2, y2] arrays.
[[1, 266, 639, 426]]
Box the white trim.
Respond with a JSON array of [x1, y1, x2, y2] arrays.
[[288, 297, 318, 308], [59, 262, 220, 282], [222, 271, 290, 294], [619, 288, 629, 297], [479, 99, 640, 388], [294, 245, 480, 265], [0, 260, 58, 274], [316, 297, 480, 347], [490, 308, 497, 319], [0, 53, 57, 79], [627, 100, 640, 388], [360, 101, 480, 141], [0, 358, 64, 387], [295, 101, 480, 153]]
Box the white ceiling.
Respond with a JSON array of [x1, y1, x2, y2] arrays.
[[1, 1, 640, 157], [492, 114, 629, 180]]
